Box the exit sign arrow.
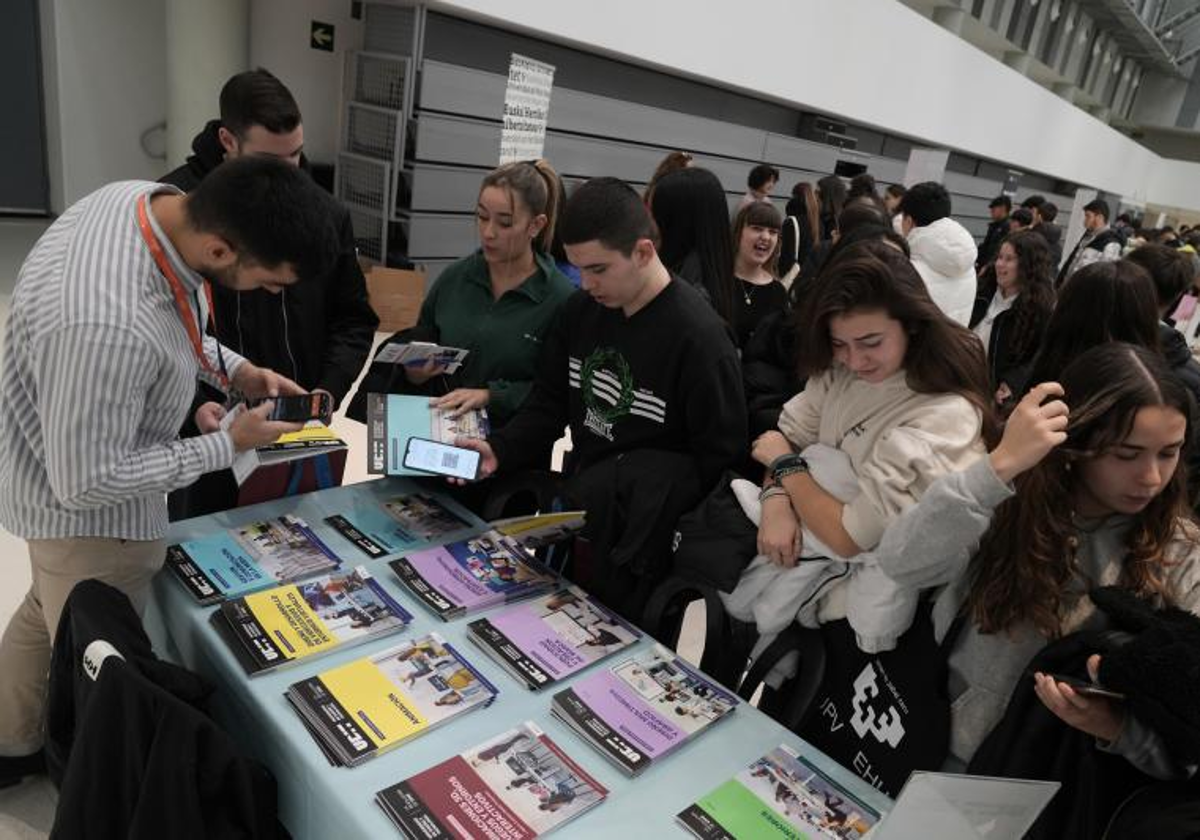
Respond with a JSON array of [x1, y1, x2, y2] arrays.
[[310, 21, 334, 51]]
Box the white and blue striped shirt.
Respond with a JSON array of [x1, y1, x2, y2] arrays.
[[0, 180, 247, 540]]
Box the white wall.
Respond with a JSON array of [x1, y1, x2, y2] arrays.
[[40, 0, 167, 211], [249, 0, 364, 165], [425, 0, 1200, 210]]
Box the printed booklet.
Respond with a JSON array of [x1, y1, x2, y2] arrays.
[[166, 514, 342, 605], [550, 643, 738, 776], [286, 633, 498, 767], [325, 491, 478, 560], [467, 586, 641, 690], [677, 745, 882, 840], [375, 721, 607, 839], [367, 393, 489, 477], [211, 566, 413, 676], [389, 530, 556, 621], [490, 511, 586, 550], [373, 340, 469, 374]]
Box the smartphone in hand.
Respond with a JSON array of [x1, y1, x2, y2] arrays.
[[403, 437, 482, 481], [1043, 673, 1126, 701], [248, 393, 332, 423]]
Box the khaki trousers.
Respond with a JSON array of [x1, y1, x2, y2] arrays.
[[0, 536, 166, 755]]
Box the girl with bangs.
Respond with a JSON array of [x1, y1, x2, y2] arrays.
[[731, 201, 788, 348], [876, 342, 1200, 777]]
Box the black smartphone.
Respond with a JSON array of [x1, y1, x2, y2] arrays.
[[249, 393, 332, 423], [1043, 673, 1126, 701], [402, 437, 482, 481]]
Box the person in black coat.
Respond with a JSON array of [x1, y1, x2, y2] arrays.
[[968, 231, 1054, 410], [161, 69, 379, 519], [976, 195, 1011, 270], [1032, 201, 1064, 270]]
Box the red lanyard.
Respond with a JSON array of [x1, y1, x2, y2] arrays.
[[136, 195, 229, 390]]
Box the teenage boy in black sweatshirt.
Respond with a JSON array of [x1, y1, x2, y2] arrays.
[[458, 177, 747, 619]]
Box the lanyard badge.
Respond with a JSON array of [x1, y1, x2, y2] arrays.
[[136, 194, 230, 391]]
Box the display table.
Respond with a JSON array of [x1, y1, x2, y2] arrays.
[[145, 478, 892, 838]]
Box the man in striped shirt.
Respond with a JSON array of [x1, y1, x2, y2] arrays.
[[0, 157, 340, 784]]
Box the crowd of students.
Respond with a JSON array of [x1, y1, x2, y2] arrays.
[[3, 66, 1200, 832]]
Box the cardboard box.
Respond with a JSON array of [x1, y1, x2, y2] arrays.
[[366, 266, 426, 333]]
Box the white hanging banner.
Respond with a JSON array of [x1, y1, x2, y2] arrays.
[[903, 148, 950, 188], [498, 53, 556, 165]]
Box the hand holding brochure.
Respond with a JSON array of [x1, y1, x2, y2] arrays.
[[286, 633, 498, 767], [373, 340, 469, 374], [551, 643, 738, 776], [166, 514, 341, 604], [375, 721, 607, 839], [468, 586, 640, 690], [211, 566, 412, 675], [677, 744, 882, 839], [389, 529, 556, 620]]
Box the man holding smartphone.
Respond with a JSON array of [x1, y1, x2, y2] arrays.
[[0, 157, 339, 786], [457, 177, 747, 621]]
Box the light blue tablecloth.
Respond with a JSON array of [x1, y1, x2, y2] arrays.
[[146, 478, 893, 839]]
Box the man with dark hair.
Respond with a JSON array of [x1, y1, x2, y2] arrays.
[[458, 177, 747, 621], [1008, 208, 1033, 232], [740, 163, 780, 208], [976, 195, 1012, 269], [1032, 201, 1063, 267], [0, 157, 339, 784], [1019, 194, 1046, 211], [162, 68, 378, 518], [897, 181, 977, 325], [1058, 198, 1122, 286]]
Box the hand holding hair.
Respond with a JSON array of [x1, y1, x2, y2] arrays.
[[989, 382, 1069, 483]]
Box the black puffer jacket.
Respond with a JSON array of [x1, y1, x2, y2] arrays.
[[1159, 322, 1200, 503]]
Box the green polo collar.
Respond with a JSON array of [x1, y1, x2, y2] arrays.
[[465, 249, 559, 304]]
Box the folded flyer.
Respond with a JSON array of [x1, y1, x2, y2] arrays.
[[551, 643, 738, 776], [467, 586, 640, 690], [389, 529, 556, 621], [166, 514, 341, 605], [286, 633, 498, 767], [367, 393, 489, 476], [374, 340, 469, 374], [325, 491, 479, 560], [211, 566, 412, 675], [375, 721, 607, 839], [677, 745, 882, 839]]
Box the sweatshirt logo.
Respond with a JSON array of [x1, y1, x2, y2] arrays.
[[570, 350, 666, 441], [849, 663, 905, 748]]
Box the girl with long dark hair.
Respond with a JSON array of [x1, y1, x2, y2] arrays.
[[649, 166, 736, 323], [970, 230, 1056, 406], [876, 343, 1200, 780], [730, 201, 787, 348]]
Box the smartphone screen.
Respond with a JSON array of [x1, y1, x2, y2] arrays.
[[251, 393, 331, 423], [403, 437, 481, 480], [1043, 673, 1126, 701]]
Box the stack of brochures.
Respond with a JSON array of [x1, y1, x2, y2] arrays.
[[676, 745, 882, 839], [373, 340, 469, 374], [490, 510, 585, 550], [467, 586, 641, 691], [286, 633, 498, 767], [210, 566, 413, 676], [550, 644, 739, 776], [325, 491, 478, 560], [375, 721, 607, 839], [389, 529, 557, 621], [166, 514, 342, 605]]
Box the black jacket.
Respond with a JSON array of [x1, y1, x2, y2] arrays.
[[741, 309, 805, 438], [47, 580, 280, 839], [976, 217, 1009, 268], [969, 293, 1043, 397], [1033, 222, 1064, 268], [1158, 322, 1200, 502], [160, 120, 378, 406]]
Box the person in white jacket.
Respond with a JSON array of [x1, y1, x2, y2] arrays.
[[899, 182, 978, 326]]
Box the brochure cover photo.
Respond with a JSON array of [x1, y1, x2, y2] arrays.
[[467, 587, 640, 690], [325, 491, 479, 560], [389, 530, 556, 620], [212, 566, 413, 675], [551, 644, 738, 776], [677, 745, 881, 840], [166, 514, 341, 604], [287, 633, 498, 767], [375, 721, 607, 839]]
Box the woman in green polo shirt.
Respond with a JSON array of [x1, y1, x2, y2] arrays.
[[407, 159, 575, 428]]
